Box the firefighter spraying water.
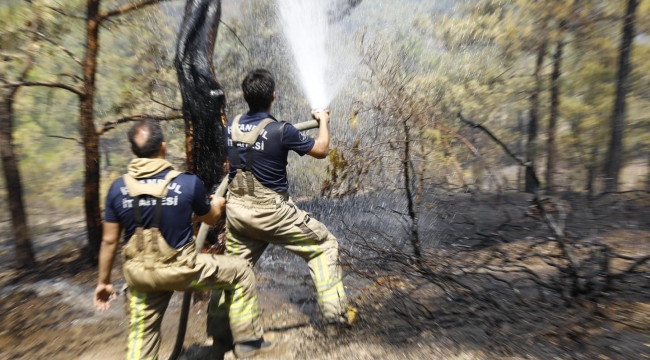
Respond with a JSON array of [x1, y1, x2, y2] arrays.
[[207, 70, 352, 359], [94, 0, 362, 359]]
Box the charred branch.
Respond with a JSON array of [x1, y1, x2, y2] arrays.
[[96, 112, 183, 135], [46, 135, 83, 145], [44, 6, 87, 20], [101, 0, 176, 20], [26, 30, 83, 67], [219, 20, 250, 63], [458, 112, 528, 167], [149, 96, 181, 111], [5, 81, 83, 97]]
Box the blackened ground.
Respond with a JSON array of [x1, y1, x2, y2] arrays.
[[0, 191, 648, 359]]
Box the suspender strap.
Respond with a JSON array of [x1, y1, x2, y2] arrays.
[[231, 115, 275, 144], [132, 196, 145, 251], [127, 175, 175, 227], [231, 142, 256, 193], [232, 140, 242, 168], [246, 171, 256, 194], [131, 195, 164, 253], [123, 170, 180, 253], [132, 196, 143, 226], [229, 115, 277, 195], [150, 199, 162, 252], [231, 142, 260, 172], [229, 115, 276, 171], [236, 169, 245, 189], [151, 198, 164, 228], [245, 143, 255, 172]]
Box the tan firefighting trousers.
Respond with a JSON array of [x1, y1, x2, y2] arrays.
[[207, 173, 347, 342], [123, 245, 263, 360], [121, 173, 263, 360]]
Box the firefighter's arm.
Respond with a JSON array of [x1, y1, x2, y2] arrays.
[[197, 195, 226, 225], [307, 110, 330, 159], [94, 221, 121, 311]]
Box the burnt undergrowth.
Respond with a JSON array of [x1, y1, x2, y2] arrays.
[[314, 39, 650, 357], [331, 190, 650, 358]]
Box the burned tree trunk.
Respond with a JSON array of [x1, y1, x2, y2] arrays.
[[402, 121, 422, 259], [172, 2, 229, 356], [604, 0, 638, 192], [0, 86, 35, 268], [546, 38, 564, 195], [80, 0, 103, 258], [586, 143, 599, 197], [175, 0, 228, 193], [526, 40, 546, 194]]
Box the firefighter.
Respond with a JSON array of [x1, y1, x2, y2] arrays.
[[208, 69, 349, 354], [94, 120, 273, 359]]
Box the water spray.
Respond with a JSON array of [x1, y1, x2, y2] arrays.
[[277, 0, 335, 110]]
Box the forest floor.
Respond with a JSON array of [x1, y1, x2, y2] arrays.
[[0, 191, 648, 360]]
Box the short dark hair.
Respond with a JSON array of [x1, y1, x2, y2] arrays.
[[128, 120, 164, 158], [242, 69, 275, 111]]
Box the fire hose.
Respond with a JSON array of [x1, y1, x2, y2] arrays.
[[167, 119, 320, 360]]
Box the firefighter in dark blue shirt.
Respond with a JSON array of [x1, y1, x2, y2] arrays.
[[94, 120, 272, 360], [208, 69, 349, 355]]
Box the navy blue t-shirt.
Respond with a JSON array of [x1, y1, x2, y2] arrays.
[[104, 169, 211, 249], [225, 111, 315, 192]]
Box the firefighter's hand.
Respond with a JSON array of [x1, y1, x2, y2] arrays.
[[311, 109, 330, 125], [94, 283, 117, 311], [209, 195, 226, 214]]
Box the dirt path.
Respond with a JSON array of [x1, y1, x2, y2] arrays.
[[0, 260, 496, 360], [0, 238, 506, 360]]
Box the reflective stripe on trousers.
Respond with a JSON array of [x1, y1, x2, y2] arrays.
[[125, 253, 263, 359], [208, 173, 347, 341]]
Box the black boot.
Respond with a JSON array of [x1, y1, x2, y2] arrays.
[[211, 339, 234, 360]]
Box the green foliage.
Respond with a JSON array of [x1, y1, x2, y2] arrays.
[[1, 0, 650, 226], [406, 0, 650, 191], [0, 1, 188, 220]]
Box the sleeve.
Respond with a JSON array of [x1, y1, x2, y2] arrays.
[[191, 175, 212, 217], [104, 181, 120, 223], [281, 123, 316, 156]]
